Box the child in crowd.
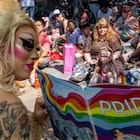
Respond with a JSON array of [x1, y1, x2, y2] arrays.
[[76, 21, 92, 63], [65, 19, 81, 44], [88, 47, 118, 86]]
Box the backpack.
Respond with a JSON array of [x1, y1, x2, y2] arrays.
[[71, 61, 92, 82]]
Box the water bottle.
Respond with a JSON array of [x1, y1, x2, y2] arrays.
[[131, 76, 135, 84], [126, 72, 131, 85]]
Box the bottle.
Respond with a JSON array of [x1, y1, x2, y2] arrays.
[[131, 76, 135, 84], [34, 73, 40, 88], [126, 72, 131, 85]]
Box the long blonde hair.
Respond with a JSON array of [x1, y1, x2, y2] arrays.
[[93, 18, 119, 43], [0, 0, 38, 93]]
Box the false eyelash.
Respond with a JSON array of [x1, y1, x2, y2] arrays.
[[19, 37, 34, 51]]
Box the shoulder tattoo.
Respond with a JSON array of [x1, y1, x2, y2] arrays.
[[0, 101, 30, 139]]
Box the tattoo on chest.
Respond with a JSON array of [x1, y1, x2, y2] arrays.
[[0, 101, 30, 139]]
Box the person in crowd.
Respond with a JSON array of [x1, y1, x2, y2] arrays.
[[0, 0, 49, 139], [42, 16, 51, 35], [34, 18, 51, 66], [108, 5, 120, 28], [115, 0, 127, 12], [48, 12, 61, 42], [108, 0, 115, 9], [129, 37, 140, 62], [76, 21, 92, 63], [20, 0, 35, 20], [49, 9, 68, 50], [48, 11, 59, 31], [114, 4, 139, 43], [114, 4, 140, 64], [65, 19, 81, 44], [88, 47, 118, 86], [122, 35, 140, 69], [128, 0, 139, 18], [84, 18, 125, 78], [97, 2, 112, 19], [30, 18, 51, 87], [52, 9, 68, 38], [112, 128, 140, 140], [70, 21, 95, 83], [79, 9, 89, 24]]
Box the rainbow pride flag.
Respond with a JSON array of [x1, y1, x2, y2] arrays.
[[37, 70, 140, 140]]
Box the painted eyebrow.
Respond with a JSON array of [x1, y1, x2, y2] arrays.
[[23, 32, 35, 40]]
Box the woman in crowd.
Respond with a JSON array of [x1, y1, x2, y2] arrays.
[[0, 0, 49, 139], [85, 18, 125, 81], [114, 4, 140, 64], [114, 4, 139, 43]]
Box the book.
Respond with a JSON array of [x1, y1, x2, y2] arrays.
[[37, 69, 140, 140]]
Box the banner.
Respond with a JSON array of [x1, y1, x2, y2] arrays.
[[37, 70, 140, 140]]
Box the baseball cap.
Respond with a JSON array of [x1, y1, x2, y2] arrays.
[[53, 9, 60, 16], [49, 12, 54, 20]]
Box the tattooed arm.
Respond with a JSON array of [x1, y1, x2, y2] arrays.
[[0, 90, 31, 140]]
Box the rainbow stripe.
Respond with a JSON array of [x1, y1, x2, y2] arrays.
[[37, 70, 140, 140], [121, 74, 127, 84]]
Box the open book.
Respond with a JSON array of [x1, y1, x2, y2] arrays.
[[37, 70, 140, 140]]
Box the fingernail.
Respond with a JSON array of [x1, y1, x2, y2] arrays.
[[43, 108, 48, 115]]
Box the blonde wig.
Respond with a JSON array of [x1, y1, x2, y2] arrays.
[[0, 0, 20, 11], [93, 18, 120, 43], [0, 0, 38, 93]]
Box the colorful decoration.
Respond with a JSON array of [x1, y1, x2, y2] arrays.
[[37, 70, 140, 140]]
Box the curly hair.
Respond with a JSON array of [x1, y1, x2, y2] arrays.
[[93, 18, 120, 43], [0, 0, 38, 93]]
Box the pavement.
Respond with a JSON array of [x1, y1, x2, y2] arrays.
[[18, 60, 87, 140]]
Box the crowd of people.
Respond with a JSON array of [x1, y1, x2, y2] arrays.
[[0, 0, 139, 140], [15, 0, 140, 87]]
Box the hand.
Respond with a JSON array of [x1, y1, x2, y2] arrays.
[[33, 97, 49, 124], [89, 59, 98, 65]]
